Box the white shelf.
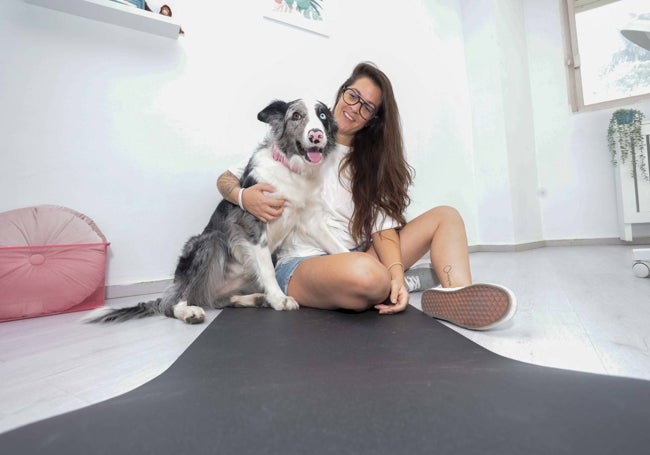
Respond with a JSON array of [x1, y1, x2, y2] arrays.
[[25, 0, 182, 39]]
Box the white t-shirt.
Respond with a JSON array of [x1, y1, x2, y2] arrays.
[[228, 144, 400, 258]]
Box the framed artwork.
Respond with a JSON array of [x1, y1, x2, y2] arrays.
[[264, 0, 329, 37], [109, 0, 145, 8]]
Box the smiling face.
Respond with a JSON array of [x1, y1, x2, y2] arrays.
[[333, 76, 383, 146], [257, 98, 338, 172], [282, 99, 337, 164]]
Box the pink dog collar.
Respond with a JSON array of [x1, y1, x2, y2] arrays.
[[272, 144, 301, 173]]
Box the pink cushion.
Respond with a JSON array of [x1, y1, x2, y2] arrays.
[[0, 206, 109, 322]]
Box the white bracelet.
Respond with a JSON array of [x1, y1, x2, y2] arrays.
[[237, 188, 246, 211]]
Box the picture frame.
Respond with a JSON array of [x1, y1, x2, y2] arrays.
[[263, 0, 329, 38], [109, 0, 145, 8]]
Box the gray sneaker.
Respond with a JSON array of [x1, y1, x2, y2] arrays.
[[404, 265, 440, 292]]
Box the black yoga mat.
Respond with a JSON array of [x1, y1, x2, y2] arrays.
[[2, 306, 649, 454]]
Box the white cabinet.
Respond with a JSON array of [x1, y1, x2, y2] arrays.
[[614, 122, 650, 241]]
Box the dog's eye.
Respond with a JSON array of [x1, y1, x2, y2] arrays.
[[292, 112, 303, 121], [319, 113, 327, 120]]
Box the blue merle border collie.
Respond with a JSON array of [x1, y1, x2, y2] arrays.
[[90, 98, 347, 324]]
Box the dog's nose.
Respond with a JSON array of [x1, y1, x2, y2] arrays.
[[308, 129, 324, 144]]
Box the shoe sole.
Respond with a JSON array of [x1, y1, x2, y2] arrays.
[[420, 283, 517, 330]]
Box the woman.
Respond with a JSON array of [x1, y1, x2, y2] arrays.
[[217, 62, 516, 330]]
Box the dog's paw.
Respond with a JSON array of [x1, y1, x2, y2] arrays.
[[172, 301, 206, 324], [230, 294, 266, 307], [283, 296, 300, 310], [268, 294, 299, 311]]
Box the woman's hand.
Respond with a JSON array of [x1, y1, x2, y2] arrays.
[[217, 171, 285, 223], [241, 183, 286, 223], [374, 279, 409, 315]]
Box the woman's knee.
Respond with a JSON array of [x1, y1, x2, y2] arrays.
[[422, 205, 466, 233], [431, 205, 463, 222], [342, 254, 391, 310]]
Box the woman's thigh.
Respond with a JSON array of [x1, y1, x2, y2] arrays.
[[285, 252, 391, 311], [396, 206, 472, 285], [364, 210, 436, 269], [399, 206, 468, 265]]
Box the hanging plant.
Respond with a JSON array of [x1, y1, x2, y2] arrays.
[[607, 108, 648, 180]]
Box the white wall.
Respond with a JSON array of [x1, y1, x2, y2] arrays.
[[461, 0, 543, 246], [1, 0, 648, 288], [0, 0, 476, 286]]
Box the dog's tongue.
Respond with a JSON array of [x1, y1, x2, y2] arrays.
[[307, 148, 323, 163]]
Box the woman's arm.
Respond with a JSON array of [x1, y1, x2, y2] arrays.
[[216, 170, 286, 223], [370, 228, 409, 314], [217, 170, 243, 204]]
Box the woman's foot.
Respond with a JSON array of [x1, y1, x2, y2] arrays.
[[404, 264, 440, 292], [420, 283, 517, 330]]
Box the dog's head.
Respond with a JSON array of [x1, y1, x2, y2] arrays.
[[257, 98, 338, 172]]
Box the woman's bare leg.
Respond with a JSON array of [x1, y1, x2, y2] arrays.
[[286, 252, 392, 311], [287, 205, 472, 310], [399, 207, 516, 330], [378, 205, 472, 288]]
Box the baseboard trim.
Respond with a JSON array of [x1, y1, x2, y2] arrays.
[[471, 237, 650, 253], [469, 241, 547, 253], [105, 279, 172, 300], [107, 237, 650, 299]]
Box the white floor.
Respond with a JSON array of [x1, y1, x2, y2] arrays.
[[1, 245, 649, 435]]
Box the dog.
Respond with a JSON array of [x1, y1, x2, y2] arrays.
[[88, 98, 348, 324]]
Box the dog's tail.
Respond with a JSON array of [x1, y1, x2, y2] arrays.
[[85, 283, 183, 323], [84, 298, 164, 323]]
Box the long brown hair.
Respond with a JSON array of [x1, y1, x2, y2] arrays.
[[335, 62, 414, 248]]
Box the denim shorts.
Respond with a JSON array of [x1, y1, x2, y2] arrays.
[[275, 247, 364, 293], [275, 256, 315, 294]]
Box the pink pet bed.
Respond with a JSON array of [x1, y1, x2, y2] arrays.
[[0, 205, 109, 322]]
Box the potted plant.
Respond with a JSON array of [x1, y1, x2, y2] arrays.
[[607, 108, 648, 180]]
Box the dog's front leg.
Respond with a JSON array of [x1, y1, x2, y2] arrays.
[[250, 243, 299, 311]]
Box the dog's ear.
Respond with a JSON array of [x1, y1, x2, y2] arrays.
[[257, 100, 289, 124]]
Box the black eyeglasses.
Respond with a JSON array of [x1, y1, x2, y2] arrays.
[[341, 87, 377, 120]]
